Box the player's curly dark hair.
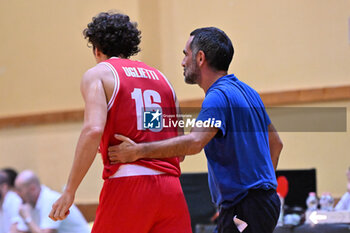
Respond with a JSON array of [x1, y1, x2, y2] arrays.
[[83, 12, 141, 58]]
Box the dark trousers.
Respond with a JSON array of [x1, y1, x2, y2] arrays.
[[216, 189, 280, 233]]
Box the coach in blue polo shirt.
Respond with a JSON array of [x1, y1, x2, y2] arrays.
[[108, 27, 283, 233]]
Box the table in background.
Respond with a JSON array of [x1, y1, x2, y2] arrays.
[[274, 224, 350, 233]]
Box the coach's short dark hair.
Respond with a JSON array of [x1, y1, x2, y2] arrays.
[[190, 27, 234, 71], [83, 12, 141, 58]]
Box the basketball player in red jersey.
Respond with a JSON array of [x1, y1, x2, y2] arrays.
[[49, 12, 192, 233]]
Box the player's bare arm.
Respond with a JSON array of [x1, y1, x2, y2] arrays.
[[268, 123, 283, 170], [108, 126, 219, 164], [49, 66, 108, 221]]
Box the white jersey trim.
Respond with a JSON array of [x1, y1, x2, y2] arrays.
[[158, 71, 181, 115], [99, 62, 120, 111], [109, 164, 165, 178], [158, 71, 176, 102]]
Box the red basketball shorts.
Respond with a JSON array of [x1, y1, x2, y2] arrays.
[[91, 175, 192, 233]]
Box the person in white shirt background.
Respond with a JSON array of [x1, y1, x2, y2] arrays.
[[335, 167, 350, 211], [0, 171, 22, 233], [14, 170, 90, 233]]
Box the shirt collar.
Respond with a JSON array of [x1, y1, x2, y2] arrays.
[[206, 74, 237, 95], [35, 185, 47, 209]]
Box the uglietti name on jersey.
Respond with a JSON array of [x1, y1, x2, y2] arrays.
[[163, 118, 222, 128], [122, 67, 159, 80]]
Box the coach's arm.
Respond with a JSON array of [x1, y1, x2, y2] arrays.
[[108, 126, 218, 164]]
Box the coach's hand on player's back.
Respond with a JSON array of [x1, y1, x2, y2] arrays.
[[49, 191, 73, 221], [108, 134, 140, 164]]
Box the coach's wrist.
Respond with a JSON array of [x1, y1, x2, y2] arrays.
[[136, 144, 146, 160]]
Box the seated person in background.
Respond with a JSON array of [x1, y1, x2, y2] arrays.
[[14, 170, 90, 233], [0, 171, 22, 233], [2, 168, 18, 190], [335, 167, 350, 211]]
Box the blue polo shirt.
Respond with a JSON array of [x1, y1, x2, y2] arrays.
[[196, 74, 277, 208]]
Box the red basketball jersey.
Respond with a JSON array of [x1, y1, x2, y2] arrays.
[[99, 57, 181, 179]]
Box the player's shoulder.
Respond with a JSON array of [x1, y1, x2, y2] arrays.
[[86, 63, 111, 75], [83, 63, 113, 80]]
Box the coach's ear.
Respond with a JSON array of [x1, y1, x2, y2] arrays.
[[196, 50, 205, 67]]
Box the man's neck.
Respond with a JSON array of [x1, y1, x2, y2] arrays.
[[31, 187, 42, 208], [199, 70, 228, 93]]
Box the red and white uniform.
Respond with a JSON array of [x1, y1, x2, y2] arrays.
[[92, 58, 192, 233], [99, 57, 181, 179]]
